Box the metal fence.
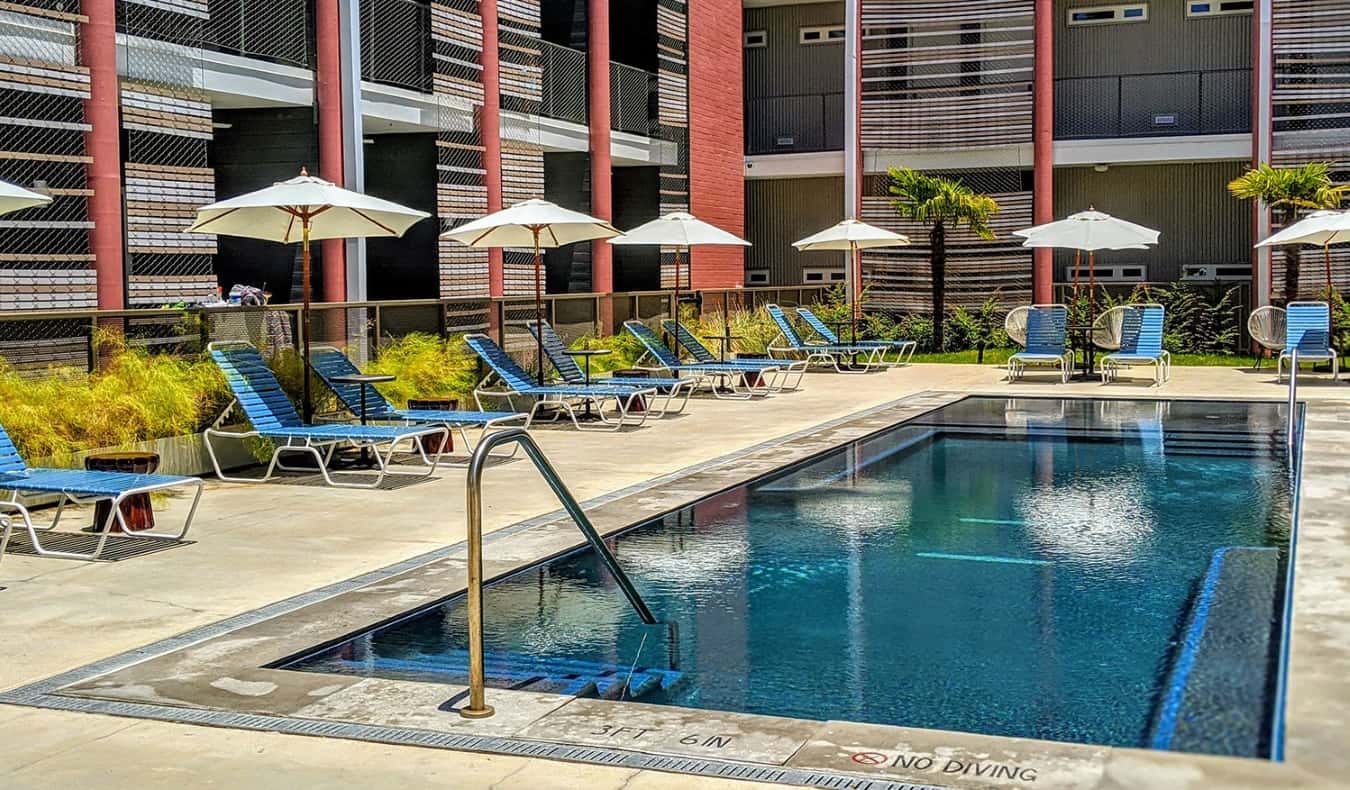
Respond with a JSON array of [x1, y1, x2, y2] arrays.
[[745, 92, 844, 154], [0, 286, 834, 373], [539, 41, 587, 124], [1055, 68, 1251, 139], [204, 0, 311, 68], [359, 0, 432, 92], [610, 61, 656, 135]]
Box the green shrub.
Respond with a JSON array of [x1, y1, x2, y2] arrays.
[[945, 296, 1008, 356], [0, 333, 229, 464], [566, 331, 648, 373], [363, 333, 478, 407]]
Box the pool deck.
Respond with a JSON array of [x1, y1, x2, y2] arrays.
[[1, 362, 1348, 790]]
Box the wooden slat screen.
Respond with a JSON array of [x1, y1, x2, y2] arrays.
[[434, 0, 489, 299]]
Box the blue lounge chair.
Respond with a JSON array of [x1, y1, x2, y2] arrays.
[[765, 304, 884, 373], [1278, 301, 1338, 382], [465, 334, 657, 431], [623, 321, 778, 398], [1007, 305, 1073, 383], [0, 424, 203, 562], [660, 319, 807, 392], [1100, 304, 1171, 385], [207, 342, 449, 487], [524, 321, 699, 416], [795, 307, 917, 365], [309, 346, 530, 457]]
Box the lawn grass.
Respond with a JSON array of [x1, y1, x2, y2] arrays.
[[909, 348, 1256, 367]]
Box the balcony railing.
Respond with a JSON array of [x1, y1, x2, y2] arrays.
[[610, 61, 656, 136], [539, 40, 588, 125], [206, 0, 311, 68], [1055, 68, 1251, 140], [359, 0, 432, 93], [745, 92, 845, 154]]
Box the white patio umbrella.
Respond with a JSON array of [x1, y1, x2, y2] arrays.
[[1014, 209, 1159, 316], [792, 219, 910, 343], [1255, 209, 1350, 291], [609, 211, 750, 349], [442, 198, 621, 384], [0, 179, 52, 216], [187, 169, 430, 419]]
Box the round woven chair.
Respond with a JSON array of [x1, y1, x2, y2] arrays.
[[1091, 305, 1132, 350], [1005, 305, 1032, 347], [1248, 306, 1286, 369]]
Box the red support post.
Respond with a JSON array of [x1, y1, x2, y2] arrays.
[[588, 0, 615, 332], [481, 1, 505, 298], [315, 0, 346, 303], [81, 0, 124, 310], [1032, 0, 1054, 304]]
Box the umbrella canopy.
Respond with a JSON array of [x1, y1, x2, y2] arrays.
[[188, 169, 429, 420], [0, 179, 52, 217], [610, 212, 749, 349], [793, 220, 910, 344], [1013, 209, 1159, 251], [442, 199, 620, 385], [1256, 209, 1350, 292], [441, 198, 620, 248], [187, 172, 429, 241]]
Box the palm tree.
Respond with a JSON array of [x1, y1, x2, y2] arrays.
[[887, 168, 1000, 350], [1229, 162, 1347, 304]]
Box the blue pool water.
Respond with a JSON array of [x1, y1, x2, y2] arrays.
[[286, 397, 1295, 757]]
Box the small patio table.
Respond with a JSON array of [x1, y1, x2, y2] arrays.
[[330, 373, 395, 465]]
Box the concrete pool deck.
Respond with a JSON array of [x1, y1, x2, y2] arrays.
[[1, 362, 1347, 789]]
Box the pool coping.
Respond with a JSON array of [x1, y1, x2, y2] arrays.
[[0, 391, 1341, 790]]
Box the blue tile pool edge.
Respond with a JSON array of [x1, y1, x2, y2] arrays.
[[1271, 403, 1305, 761]]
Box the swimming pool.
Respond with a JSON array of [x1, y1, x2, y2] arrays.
[[285, 397, 1295, 758]]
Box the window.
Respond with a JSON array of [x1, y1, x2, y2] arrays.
[[1062, 264, 1147, 283], [1066, 4, 1149, 26], [747, 270, 769, 285], [799, 25, 845, 45], [1186, 1, 1253, 17], [803, 268, 846, 283], [743, 30, 767, 48]]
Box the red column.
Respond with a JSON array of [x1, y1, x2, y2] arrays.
[[587, 0, 614, 314], [315, 0, 347, 302], [481, 1, 505, 298], [1032, 0, 1054, 304], [82, 1, 124, 310]]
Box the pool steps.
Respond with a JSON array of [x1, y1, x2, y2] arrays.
[[311, 649, 684, 702]]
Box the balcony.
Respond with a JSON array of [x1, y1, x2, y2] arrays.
[[539, 40, 588, 125], [1055, 68, 1251, 140], [745, 92, 844, 155], [359, 0, 432, 93], [610, 61, 656, 136], [205, 0, 311, 68]]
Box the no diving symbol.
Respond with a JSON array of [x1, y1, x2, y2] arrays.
[[851, 751, 889, 766]]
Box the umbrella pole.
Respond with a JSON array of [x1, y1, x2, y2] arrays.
[[849, 241, 859, 344], [533, 227, 545, 385], [1325, 244, 1334, 296], [301, 216, 312, 423], [1088, 251, 1096, 325], [672, 247, 681, 353], [1072, 249, 1081, 304]]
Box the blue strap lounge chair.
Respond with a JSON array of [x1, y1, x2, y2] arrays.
[[794, 307, 917, 365], [524, 321, 699, 417], [623, 321, 778, 398], [309, 346, 530, 457], [465, 334, 657, 431], [0, 424, 203, 563], [1278, 301, 1338, 382], [1007, 305, 1073, 383], [1100, 304, 1171, 385], [765, 304, 884, 372], [207, 342, 449, 487], [659, 319, 807, 392]]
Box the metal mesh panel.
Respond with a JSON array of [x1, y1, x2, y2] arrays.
[[1055, 69, 1252, 139], [539, 40, 586, 124], [0, 2, 93, 311], [360, 0, 432, 92], [120, 2, 218, 308], [610, 61, 655, 135], [205, 0, 310, 67], [861, 169, 1033, 316]]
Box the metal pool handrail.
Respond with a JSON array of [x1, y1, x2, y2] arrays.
[[1287, 349, 1298, 451], [460, 427, 657, 719]]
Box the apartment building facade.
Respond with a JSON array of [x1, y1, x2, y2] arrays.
[[744, 0, 1350, 312], [0, 0, 745, 321]]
